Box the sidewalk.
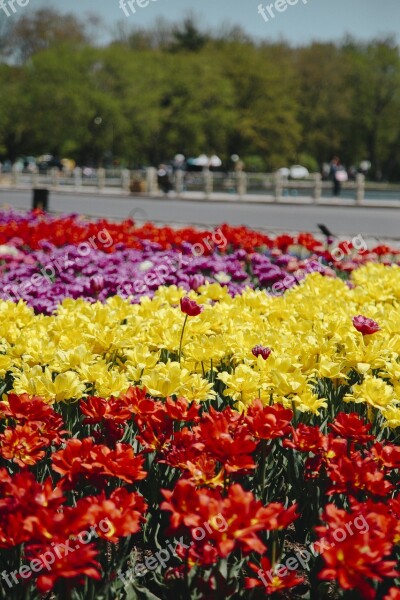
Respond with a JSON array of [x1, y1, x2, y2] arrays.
[[1, 184, 400, 208]]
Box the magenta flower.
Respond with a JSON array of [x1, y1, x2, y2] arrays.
[[252, 345, 272, 360], [352, 315, 380, 335]]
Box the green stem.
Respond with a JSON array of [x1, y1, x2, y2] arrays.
[[291, 400, 297, 427], [178, 314, 188, 364], [271, 539, 277, 567], [260, 439, 267, 502]]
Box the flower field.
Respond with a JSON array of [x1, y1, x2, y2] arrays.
[[0, 209, 399, 600]]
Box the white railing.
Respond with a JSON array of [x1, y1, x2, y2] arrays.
[[1, 165, 398, 205]]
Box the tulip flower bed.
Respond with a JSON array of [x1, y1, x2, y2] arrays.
[[0, 269, 399, 599], [0, 210, 399, 600], [0, 209, 400, 314]]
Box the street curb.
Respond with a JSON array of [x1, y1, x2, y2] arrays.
[[1, 187, 400, 209]]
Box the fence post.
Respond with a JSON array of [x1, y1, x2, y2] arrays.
[[31, 166, 39, 188], [274, 172, 283, 202], [237, 171, 247, 198], [313, 173, 322, 204], [11, 164, 18, 187], [121, 169, 131, 192], [97, 168, 106, 190], [74, 167, 82, 189], [175, 170, 184, 197], [51, 167, 58, 188], [204, 169, 213, 199], [356, 173, 365, 205], [146, 167, 158, 196]]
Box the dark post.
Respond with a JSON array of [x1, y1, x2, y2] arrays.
[[32, 188, 49, 211]]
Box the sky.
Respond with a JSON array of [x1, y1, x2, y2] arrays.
[[30, 0, 399, 45]]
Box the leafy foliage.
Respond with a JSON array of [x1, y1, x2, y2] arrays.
[[0, 11, 400, 178]]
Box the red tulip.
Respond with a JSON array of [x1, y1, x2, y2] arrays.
[[180, 296, 203, 317], [352, 315, 380, 335], [329, 412, 374, 443]]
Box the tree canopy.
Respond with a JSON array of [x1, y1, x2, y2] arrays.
[[0, 11, 399, 179]]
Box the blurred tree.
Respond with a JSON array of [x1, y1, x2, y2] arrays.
[[214, 24, 253, 45], [1, 8, 96, 64], [343, 37, 400, 179], [112, 17, 174, 51], [0, 17, 8, 62], [217, 40, 301, 169], [0, 9, 399, 180], [294, 42, 354, 168], [157, 51, 236, 161], [4, 45, 125, 166], [170, 17, 210, 52], [0, 64, 31, 160]]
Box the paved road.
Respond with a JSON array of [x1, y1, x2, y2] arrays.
[[1, 188, 400, 240]]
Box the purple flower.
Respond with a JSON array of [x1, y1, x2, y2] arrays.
[[189, 274, 205, 290], [252, 345, 272, 360]]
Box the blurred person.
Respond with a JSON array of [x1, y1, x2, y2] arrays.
[[329, 156, 348, 197], [157, 164, 172, 195]]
